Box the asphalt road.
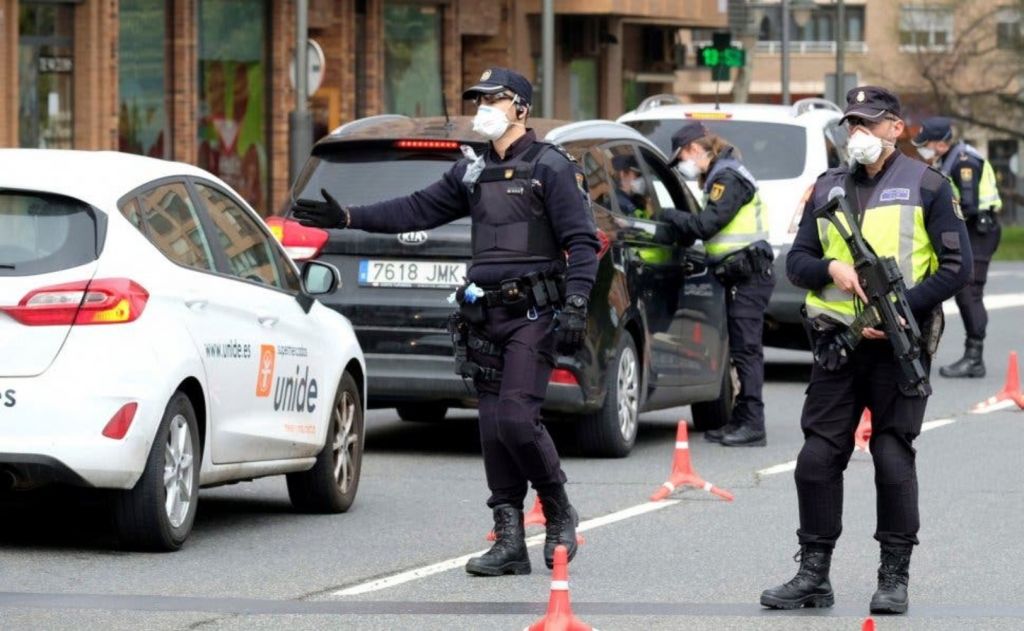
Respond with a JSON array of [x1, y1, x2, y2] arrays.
[[3, 262, 1023, 631]]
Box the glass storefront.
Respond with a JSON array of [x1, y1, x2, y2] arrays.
[[18, 2, 75, 148], [119, 0, 169, 158], [197, 0, 270, 213], [382, 3, 444, 117]]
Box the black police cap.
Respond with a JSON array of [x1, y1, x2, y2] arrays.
[[462, 67, 533, 107], [912, 117, 953, 146], [611, 154, 640, 172], [670, 121, 710, 154], [839, 86, 903, 124]]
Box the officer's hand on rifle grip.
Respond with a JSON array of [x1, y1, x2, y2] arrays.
[[291, 188, 350, 229], [827, 260, 869, 304]]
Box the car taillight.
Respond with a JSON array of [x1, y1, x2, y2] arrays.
[[0, 278, 149, 326], [102, 402, 138, 439], [596, 229, 611, 259], [394, 139, 461, 151], [266, 216, 329, 260], [549, 368, 579, 385]]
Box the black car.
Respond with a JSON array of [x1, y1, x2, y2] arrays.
[[272, 116, 733, 457]]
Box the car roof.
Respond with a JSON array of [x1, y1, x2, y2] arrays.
[[618, 96, 843, 127], [0, 149, 214, 210]]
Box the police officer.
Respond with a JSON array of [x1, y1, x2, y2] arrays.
[[913, 117, 1003, 378], [291, 67, 599, 576], [611, 154, 647, 217], [661, 121, 775, 447], [762, 87, 971, 614]]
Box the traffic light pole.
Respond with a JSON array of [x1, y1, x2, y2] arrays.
[[781, 0, 791, 105]]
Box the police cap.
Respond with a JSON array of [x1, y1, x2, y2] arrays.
[[839, 86, 903, 124], [670, 121, 710, 154], [611, 154, 640, 173], [462, 67, 533, 107], [912, 117, 953, 146]]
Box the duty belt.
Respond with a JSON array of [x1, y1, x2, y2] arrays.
[[476, 272, 564, 309]]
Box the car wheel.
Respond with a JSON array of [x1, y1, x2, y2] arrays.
[[287, 371, 363, 513], [114, 391, 200, 551], [691, 361, 738, 432], [396, 402, 448, 423], [576, 333, 640, 458]]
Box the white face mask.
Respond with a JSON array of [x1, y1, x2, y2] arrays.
[[629, 177, 646, 196], [472, 105, 511, 141], [847, 130, 885, 165], [916, 146, 936, 162], [677, 160, 702, 180]]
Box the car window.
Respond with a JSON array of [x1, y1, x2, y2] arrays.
[[636, 146, 701, 216], [194, 183, 300, 291], [606, 143, 656, 219], [577, 145, 615, 212], [625, 119, 808, 180], [0, 191, 99, 277], [118, 197, 145, 232], [137, 182, 216, 272], [823, 120, 848, 168]]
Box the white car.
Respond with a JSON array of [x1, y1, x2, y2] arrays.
[[618, 96, 848, 349], [0, 150, 366, 551]]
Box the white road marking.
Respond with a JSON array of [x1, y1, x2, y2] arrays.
[[970, 399, 1019, 414], [944, 293, 1024, 316], [757, 418, 957, 477], [333, 499, 680, 596]]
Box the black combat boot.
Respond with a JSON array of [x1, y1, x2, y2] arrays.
[[465, 505, 531, 576], [537, 484, 579, 569], [939, 338, 985, 378], [760, 546, 835, 609], [704, 424, 737, 444], [870, 544, 912, 614]]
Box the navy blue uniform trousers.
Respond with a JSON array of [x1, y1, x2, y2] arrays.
[[726, 269, 775, 432], [468, 304, 566, 509], [795, 341, 929, 548], [955, 218, 1001, 340]]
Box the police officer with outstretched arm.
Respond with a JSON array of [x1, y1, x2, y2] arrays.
[[291, 67, 599, 577], [761, 87, 971, 614], [913, 117, 1003, 379], [661, 121, 775, 447]]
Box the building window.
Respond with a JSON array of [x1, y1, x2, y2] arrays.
[[899, 5, 954, 51], [197, 0, 270, 214], [18, 3, 75, 148], [119, 0, 170, 158], [569, 58, 598, 121], [753, 5, 867, 43], [997, 7, 1022, 50], [382, 3, 444, 117]]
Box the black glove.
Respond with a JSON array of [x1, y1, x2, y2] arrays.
[[552, 295, 588, 353], [291, 188, 348, 229], [813, 333, 851, 372], [976, 210, 996, 235]]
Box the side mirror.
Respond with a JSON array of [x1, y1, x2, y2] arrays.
[[301, 260, 340, 296]]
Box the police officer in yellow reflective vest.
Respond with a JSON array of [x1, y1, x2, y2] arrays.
[[913, 117, 1003, 378], [762, 87, 971, 614], [661, 121, 775, 447]]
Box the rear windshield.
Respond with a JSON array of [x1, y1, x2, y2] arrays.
[[293, 143, 461, 208], [625, 120, 808, 180], [0, 191, 101, 277]]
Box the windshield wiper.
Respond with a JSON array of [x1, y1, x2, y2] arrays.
[[0, 264, 15, 269]]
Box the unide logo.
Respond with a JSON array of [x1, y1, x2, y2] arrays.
[[256, 345, 276, 397], [273, 365, 318, 414]]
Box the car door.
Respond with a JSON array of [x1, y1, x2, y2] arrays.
[[636, 145, 725, 387], [191, 179, 326, 463]]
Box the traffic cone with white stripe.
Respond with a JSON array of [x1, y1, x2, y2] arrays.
[[650, 421, 734, 502], [523, 545, 595, 631], [970, 351, 1024, 413], [862, 617, 876, 631], [855, 409, 872, 453]]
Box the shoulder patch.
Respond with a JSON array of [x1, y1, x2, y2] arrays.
[[709, 182, 726, 202], [959, 167, 974, 182], [575, 172, 586, 192], [952, 197, 964, 221]]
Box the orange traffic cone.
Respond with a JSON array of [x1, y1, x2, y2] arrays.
[[523, 545, 594, 631], [855, 409, 872, 453], [650, 421, 734, 502], [486, 497, 585, 546], [862, 617, 876, 631], [970, 351, 1024, 413]]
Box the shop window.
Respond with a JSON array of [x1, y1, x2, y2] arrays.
[[197, 0, 270, 214], [382, 3, 444, 117], [18, 3, 75, 148], [119, 0, 170, 158]]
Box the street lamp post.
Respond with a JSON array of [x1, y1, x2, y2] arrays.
[[836, 0, 845, 97], [289, 0, 312, 187], [542, 0, 554, 118], [781, 0, 816, 105]]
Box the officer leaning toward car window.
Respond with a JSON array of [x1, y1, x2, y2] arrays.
[[290, 67, 600, 577], [611, 154, 648, 218], [660, 121, 775, 447], [761, 87, 971, 615], [913, 117, 1003, 379]]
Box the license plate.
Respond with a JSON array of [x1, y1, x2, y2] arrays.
[[358, 260, 467, 288]]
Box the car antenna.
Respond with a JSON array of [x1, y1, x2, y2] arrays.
[[442, 89, 453, 131]]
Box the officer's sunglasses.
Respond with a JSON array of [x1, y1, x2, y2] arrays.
[[844, 115, 900, 130], [474, 92, 515, 106]]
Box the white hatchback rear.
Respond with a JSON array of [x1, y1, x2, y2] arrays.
[[0, 149, 366, 550]]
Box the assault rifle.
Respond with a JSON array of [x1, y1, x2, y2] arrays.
[[812, 187, 931, 397]]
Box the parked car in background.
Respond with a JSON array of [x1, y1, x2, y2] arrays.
[[0, 150, 366, 551], [275, 116, 734, 457], [618, 96, 849, 350]]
